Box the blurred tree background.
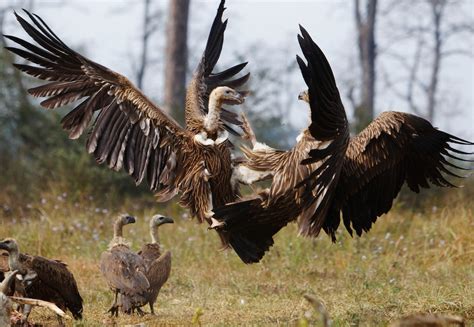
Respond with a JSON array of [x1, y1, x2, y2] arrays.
[[0, 0, 472, 212]]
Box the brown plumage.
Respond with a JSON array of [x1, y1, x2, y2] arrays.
[[0, 238, 83, 319], [100, 214, 149, 316], [138, 214, 173, 315], [5, 1, 248, 245], [213, 25, 472, 264]]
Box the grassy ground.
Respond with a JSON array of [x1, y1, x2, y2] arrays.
[[0, 185, 473, 326]]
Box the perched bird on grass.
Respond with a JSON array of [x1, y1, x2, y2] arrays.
[[100, 214, 149, 316], [138, 214, 174, 315], [0, 238, 83, 322]]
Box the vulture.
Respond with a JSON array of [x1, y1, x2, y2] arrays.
[[5, 0, 249, 244], [100, 214, 149, 316], [138, 214, 173, 315], [0, 238, 83, 319], [0, 270, 17, 326], [212, 26, 473, 264]]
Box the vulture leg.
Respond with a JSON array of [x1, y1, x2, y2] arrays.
[[149, 302, 155, 315], [136, 307, 146, 316], [21, 304, 32, 323], [107, 291, 119, 317], [206, 192, 224, 229], [240, 112, 256, 147]]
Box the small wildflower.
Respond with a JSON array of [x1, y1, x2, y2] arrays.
[[361, 255, 367, 260], [41, 198, 47, 205], [439, 240, 446, 247], [239, 299, 245, 305]]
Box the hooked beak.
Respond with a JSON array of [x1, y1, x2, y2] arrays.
[[0, 242, 8, 251], [161, 217, 174, 224]]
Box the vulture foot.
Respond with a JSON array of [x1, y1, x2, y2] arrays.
[[107, 305, 119, 317], [209, 217, 225, 230]]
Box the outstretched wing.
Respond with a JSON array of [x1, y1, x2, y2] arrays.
[[322, 111, 473, 238], [185, 0, 249, 135], [5, 10, 188, 191], [294, 26, 350, 235]]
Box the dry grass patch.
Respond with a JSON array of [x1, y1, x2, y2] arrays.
[[0, 186, 473, 326]]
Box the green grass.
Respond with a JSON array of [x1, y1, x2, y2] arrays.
[[1, 186, 473, 326]]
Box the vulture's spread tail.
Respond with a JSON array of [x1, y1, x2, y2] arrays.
[[213, 198, 290, 264]]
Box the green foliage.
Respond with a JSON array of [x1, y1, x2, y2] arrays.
[[0, 47, 149, 204]]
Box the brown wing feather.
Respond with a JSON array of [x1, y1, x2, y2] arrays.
[[146, 251, 171, 296], [185, 0, 249, 134], [323, 111, 473, 238], [100, 246, 150, 297], [19, 254, 83, 319], [5, 10, 190, 193]]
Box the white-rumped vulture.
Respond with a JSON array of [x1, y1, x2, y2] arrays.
[[5, 0, 248, 244], [100, 214, 149, 316], [212, 26, 473, 264], [0, 238, 83, 319], [138, 214, 173, 315]]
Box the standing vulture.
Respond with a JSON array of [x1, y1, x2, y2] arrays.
[[5, 0, 249, 244], [212, 26, 472, 264], [138, 214, 173, 315], [0, 238, 83, 319], [100, 214, 149, 316]]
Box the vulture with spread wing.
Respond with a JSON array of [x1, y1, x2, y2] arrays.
[[213, 26, 472, 264], [5, 0, 248, 242]]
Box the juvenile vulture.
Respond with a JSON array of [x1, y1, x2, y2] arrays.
[[6, 0, 248, 244], [0, 238, 83, 319], [100, 214, 149, 316], [138, 214, 173, 315], [213, 26, 472, 263]]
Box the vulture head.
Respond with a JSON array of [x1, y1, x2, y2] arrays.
[[211, 86, 247, 106], [298, 90, 309, 103], [150, 215, 174, 228], [116, 214, 136, 227], [0, 239, 19, 254]]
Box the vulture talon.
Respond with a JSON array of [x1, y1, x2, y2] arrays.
[[209, 217, 225, 230]]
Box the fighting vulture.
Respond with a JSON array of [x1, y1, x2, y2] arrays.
[[138, 214, 173, 315], [5, 0, 248, 244], [0, 238, 83, 319], [100, 214, 149, 316], [213, 26, 473, 264]]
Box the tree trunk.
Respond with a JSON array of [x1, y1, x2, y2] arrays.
[[354, 0, 377, 132], [426, 0, 444, 122], [136, 0, 152, 90], [163, 0, 190, 123]]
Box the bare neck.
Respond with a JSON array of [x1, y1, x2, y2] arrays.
[[8, 249, 20, 271], [203, 92, 222, 133], [113, 220, 124, 239], [150, 225, 160, 244]]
